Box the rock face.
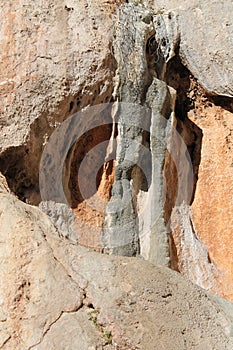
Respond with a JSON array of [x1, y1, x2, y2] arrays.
[[103, 2, 233, 301], [0, 173, 10, 194], [187, 84, 233, 301], [0, 0, 120, 202], [0, 186, 233, 349], [157, 24, 233, 298], [102, 5, 175, 264], [144, 0, 233, 94], [178, 0, 233, 97], [0, 0, 233, 334]]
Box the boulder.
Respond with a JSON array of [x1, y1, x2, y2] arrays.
[[0, 188, 232, 349]]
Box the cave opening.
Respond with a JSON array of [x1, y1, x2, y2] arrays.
[[62, 121, 117, 249], [68, 126, 115, 206]]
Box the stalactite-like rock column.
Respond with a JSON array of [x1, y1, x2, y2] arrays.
[[103, 4, 177, 265]]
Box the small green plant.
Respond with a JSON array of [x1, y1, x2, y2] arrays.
[[131, 0, 143, 5], [104, 330, 112, 345], [88, 310, 112, 344], [87, 310, 100, 329]]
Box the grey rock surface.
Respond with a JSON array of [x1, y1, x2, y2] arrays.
[[39, 200, 76, 240], [103, 5, 174, 264], [178, 0, 233, 97], [144, 0, 233, 96], [103, 4, 194, 266]]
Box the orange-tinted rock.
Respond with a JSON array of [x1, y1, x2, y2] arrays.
[[188, 96, 233, 300], [67, 123, 115, 249], [166, 59, 233, 300]]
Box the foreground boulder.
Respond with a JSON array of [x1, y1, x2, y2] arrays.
[[0, 181, 232, 349]]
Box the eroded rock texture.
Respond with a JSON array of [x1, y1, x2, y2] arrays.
[[149, 1, 233, 300], [0, 0, 233, 347], [102, 2, 233, 302], [0, 0, 233, 311], [145, 0, 233, 97], [187, 85, 233, 300], [102, 5, 175, 265], [0, 0, 121, 203]]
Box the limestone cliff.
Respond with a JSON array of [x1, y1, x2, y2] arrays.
[[0, 0, 233, 347]]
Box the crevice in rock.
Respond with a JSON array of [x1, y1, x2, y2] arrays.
[[162, 50, 203, 210], [208, 94, 233, 113], [146, 34, 165, 80], [27, 306, 85, 350], [163, 55, 203, 269], [0, 336, 11, 349], [164, 53, 193, 120], [146, 29, 206, 268], [168, 233, 179, 272], [158, 41, 233, 290], [163, 149, 178, 227]]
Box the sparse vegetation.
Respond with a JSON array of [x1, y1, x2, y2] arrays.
[[87, 309, 101, 329], [87, 309, 112, 345], [104, 330, 112, 344]]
